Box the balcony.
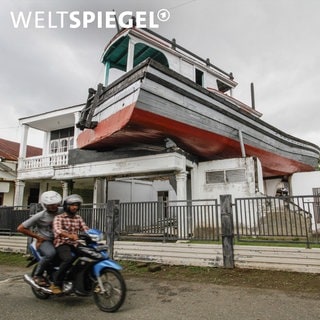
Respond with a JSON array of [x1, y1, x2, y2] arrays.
[[19, 152, 68, 170]]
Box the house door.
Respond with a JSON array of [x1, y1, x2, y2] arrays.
[[158, 191, 169, 218], [28, 187, 39, 205]]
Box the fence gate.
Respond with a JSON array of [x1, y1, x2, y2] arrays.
[[118, 199, 219, 242]]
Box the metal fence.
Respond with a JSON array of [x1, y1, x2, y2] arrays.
[[1, 195, 319, 246], [119, 200, 219, 241], [234, 195, 320, 246], [80, 204, 111, 232], [0, 206, 30, 235]]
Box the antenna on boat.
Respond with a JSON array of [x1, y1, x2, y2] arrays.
[[113, 9, 120, 32], [250, 82, 256, 110], [171, 38, 176, 50]]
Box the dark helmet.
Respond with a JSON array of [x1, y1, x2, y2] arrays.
[[63, 194, 83, 213]]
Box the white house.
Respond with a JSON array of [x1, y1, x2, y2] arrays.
[[15, 101, 291, 208], [0, 138, 41, 206]]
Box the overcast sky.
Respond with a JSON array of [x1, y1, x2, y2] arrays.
[[1, 0, 320, 148]]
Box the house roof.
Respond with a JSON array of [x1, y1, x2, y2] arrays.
[[0, 138, 42, 161], [19, 103, 85, 131]]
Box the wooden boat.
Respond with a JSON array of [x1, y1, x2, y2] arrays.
[[76, 27, 320, 178]]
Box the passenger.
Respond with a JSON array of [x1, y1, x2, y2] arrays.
[[17, 191, 62, 287], [50, 194, 89, 294]]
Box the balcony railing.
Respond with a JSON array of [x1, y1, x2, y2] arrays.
[[20, 152, 68, 170]]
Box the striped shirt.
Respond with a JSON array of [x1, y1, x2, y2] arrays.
[[53, 212, 89, 247]]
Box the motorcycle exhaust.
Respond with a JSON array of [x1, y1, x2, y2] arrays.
[[23, 274, 52, 295]]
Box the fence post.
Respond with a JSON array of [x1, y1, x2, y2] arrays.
[[106, 200, 120, 259], [220, 194, 234, 268]]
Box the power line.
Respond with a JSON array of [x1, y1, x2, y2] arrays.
[[168, 0, 199, 10], [0, 126, 19, 130]]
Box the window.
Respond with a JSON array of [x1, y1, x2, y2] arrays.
[[50, 127, 74, 154], [206, 169, 246, 184], [60, 139, 68, 152], [195, 68, 204, 86], [226, 169, 246, 183], [50, 141, 59, 153], [206, 171, 224, 184]]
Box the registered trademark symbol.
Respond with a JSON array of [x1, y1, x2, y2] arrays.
[[157, 9, 170, 22]]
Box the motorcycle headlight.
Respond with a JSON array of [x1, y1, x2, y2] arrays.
[[87, 229, 104, 242]]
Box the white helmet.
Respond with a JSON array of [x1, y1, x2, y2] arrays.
[[63, 194, 83, 214], [40, 191, 62, 207], [63, 194, 83, 206]]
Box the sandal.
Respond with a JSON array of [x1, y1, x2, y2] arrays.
[[33, 276, 49, 287]]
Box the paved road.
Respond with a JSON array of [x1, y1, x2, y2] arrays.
[[0, 268, 319, 320]]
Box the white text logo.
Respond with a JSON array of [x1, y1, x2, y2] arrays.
[[10, 10, 170, 29]]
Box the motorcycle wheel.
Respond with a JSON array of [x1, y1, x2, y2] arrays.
[[93, 268, 126, 312], [30, 266, 51, 300]]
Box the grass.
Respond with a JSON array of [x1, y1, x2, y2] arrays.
[[1, 252, 320, 295], [0, 252, 28, 267], [120, 260, 320, 295], [189, 239, 320, 248]]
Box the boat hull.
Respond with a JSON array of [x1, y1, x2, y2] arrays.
[[77, 60, 320, 178]]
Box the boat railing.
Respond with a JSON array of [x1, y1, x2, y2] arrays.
[[143, 28, 234, 80]]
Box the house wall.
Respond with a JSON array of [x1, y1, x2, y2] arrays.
[[0, 160, 17, 206], [0, 182, 15, 206], [263, 178, 283, 197], [290, 171, 320, 196], [190, 157, 264, 201], [108, 179, 177, 202], [113, 241, 320, 274]]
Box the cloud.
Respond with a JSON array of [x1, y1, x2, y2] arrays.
[[1, 0, 320, 148]]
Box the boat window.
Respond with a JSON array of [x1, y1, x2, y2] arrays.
[[102, 35, 169, 72], [195, 68, 204, 86], [133, 43, 169, 68], [217, 79, 231, 93]]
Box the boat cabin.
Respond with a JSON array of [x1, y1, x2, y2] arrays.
[[102, 28, 237, 96]]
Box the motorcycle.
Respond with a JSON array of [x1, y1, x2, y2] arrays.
[[23, 229, 126, 312]]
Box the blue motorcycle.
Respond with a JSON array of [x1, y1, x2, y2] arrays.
[[24, 229, 126, 312]]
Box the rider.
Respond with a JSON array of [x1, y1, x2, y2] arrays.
[[17, 190, 62, 287], [50, 194, 89, 294]]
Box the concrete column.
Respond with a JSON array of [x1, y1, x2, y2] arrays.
[[73, 112, 81, 149], [61, 181, 69, 199], [38, 181, 47, 195], [18, 124, 29, 170], [175, 171, 188, 238], [14, 180, 25, 207], [42, 131, 50, 155], [93, 177, 107, 204], [175, 171, 188, 201]]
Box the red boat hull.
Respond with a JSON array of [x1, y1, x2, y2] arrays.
[[77, 106, 314, 177]]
